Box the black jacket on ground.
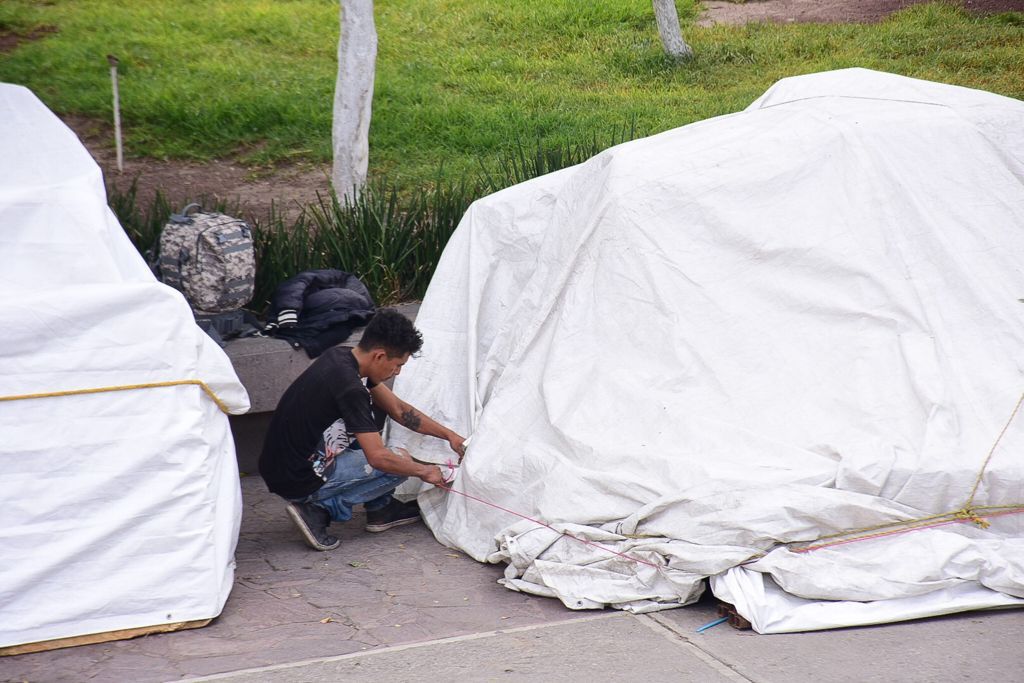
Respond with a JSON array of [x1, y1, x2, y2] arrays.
[[266, 269, 375, 357]]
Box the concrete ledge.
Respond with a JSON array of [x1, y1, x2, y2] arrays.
[[224, 302, 420, 472], [224, 336, 315, 414]]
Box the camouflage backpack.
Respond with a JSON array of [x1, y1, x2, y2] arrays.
[[158, 204, 255, 314]]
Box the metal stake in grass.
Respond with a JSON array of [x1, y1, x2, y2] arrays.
[[107, 54, 123, 173]]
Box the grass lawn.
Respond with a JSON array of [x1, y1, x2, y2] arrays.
[[1, 1, 1022, 185]]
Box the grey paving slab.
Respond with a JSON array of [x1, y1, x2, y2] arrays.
[[4, 472, 1024, 683], [0, 475, 587, 683], [655, 598, 1024, 683], [183, 613, 741, 683]]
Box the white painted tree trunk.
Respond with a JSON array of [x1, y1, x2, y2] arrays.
[[652, 0, 693, 60], [332, 0, 378, 200]]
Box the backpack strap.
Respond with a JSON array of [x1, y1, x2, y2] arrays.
[[169, 203, 203, 224]]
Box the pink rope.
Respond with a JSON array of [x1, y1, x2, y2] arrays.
[[437, 459, 1023, 567], [437, 481, 663, 570]]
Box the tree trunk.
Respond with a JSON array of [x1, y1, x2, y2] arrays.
[[652, 0, 693, 60], [332, 0, 378, 200]]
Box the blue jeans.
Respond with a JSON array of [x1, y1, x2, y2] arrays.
[[288, 446, 406, 523]]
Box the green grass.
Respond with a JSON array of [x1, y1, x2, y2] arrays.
[[5, 1, 1024, 308], [2, 1, 1021, 185]]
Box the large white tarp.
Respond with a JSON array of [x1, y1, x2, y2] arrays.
[[0, 84, 249, 649], [391, 69, 1024, 632]]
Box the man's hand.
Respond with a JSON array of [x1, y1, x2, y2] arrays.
[[419, 464, 448, 488], [447, 433, 467, 463]]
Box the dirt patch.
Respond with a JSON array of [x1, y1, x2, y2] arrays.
[[65, 115, 332, 222], [0, 25, 57, 54], [699, 0, 1024, 27]]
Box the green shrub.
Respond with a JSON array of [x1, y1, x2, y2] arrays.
[[110, 130, 638, 310]]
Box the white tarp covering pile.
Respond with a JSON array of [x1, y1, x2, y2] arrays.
[[392, 69, 1024, 632], [0, 84, 249, 649]]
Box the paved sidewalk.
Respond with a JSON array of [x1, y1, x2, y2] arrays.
[[2, 476, 1022, 682], [185, 607, 1024, 683], [0, 476, 590, 683]]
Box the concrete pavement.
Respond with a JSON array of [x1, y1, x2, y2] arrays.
[[184, 601, 1024, 683], [2, 475, 1021, 682]]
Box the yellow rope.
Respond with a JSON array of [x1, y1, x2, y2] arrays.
[[611, 395, 1024, 551], [963, 391, 1024, 510], [4, 383, 1018, 553], [778, 392, 1024, 554], [790, 510, 964, 547], [0, 379, 231, 414]]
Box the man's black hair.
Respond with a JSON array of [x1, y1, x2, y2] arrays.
[[357, 308, 423, 357]]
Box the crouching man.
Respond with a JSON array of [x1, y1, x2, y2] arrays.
[[259, 308, 465, 551]]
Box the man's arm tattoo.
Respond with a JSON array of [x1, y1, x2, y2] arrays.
[[399, 407, 422, 431]]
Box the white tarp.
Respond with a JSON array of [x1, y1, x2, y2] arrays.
[[391, 68, 1024, 632], [0, 84, 250, 649]]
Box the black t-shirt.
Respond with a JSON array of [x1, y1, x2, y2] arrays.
[[259, 346, 379, 498]]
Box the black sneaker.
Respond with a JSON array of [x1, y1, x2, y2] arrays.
[[286, 502, 341, 551], [365, 498, 421, 533]]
